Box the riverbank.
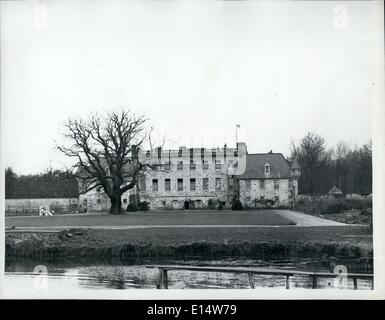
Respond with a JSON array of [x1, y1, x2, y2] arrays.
[[5, 225, 373, 260]]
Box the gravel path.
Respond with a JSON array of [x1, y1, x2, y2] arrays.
[[273, 210, 349, 226]]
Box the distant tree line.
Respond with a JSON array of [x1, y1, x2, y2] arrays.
[[290, 133, 372, 195], [5, 167, 78, 199]]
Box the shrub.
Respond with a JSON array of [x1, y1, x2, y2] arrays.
[[126, 203, 137, 212], [322, 200, 347, 214], [294, 196, 373, 215], [232, 200, 243, 210], [360, 207, 372, 216], [345, 198, 372, 210], [137, 201, 150, 211], [208, 199, 217, 210]]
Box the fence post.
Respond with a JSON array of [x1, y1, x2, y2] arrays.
[[353, 277, 358, 290], [157, 269, 163, 289], [248, 273, 255, 289], [312, 275, 317, 289], [162, 269, 168, 289], [286, 275, 290, 289]]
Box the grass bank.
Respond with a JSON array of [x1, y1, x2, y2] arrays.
[[5, 226, 373, 261]]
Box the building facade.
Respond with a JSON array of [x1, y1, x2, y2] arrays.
[[237, 152, 300, 207], [78, 143, 300, 211], [136, 142, 247, 210]]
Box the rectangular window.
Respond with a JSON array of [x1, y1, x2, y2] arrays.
[[274, 180, 279, 190], [202, 160, 209, 170], [260, 180, 265, 189], [215, 178, 222, 191], [152, 179, 158, 192], [139, 177, 146, 192], [228, 178, 234, 190], [203, 178, 209, 191], [164, 162, 171, 170], [190, 178, 196, 191], [289, 179, 294, 189], [189, 161, 196, 170], [165, 179, 171, 192], [245, 180, 251, 190], [177, 178, 183, 191], [177, 161, 183, 170], [215, 160, 222, 170]]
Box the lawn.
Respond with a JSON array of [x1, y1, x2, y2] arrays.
[[5, 210, 373, 260], [5, 210, 295, 228]]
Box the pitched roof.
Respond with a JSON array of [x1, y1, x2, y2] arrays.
[[237, 153, 292, 179], [328, 186, 343, 195]]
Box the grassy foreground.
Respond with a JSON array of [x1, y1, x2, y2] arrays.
[[5, 225, 373, 260], [5, 210, 294, 227]]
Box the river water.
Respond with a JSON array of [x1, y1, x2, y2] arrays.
[[4, 257, 373, 291]]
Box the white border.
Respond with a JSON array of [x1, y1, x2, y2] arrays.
[[0, 0, 384, 300]]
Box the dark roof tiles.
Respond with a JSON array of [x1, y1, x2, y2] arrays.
[[237, 153, 293, 179]]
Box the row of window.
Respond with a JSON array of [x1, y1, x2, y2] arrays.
[[145, 149, 239, 158], [161, 161, 236, 171], [245, 179, 294, 190], [141, 178, 223, 192]]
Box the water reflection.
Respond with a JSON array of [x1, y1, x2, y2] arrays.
[[4, 257, 373, 290]]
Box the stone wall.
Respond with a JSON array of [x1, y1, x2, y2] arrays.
[[5, 198, 79, 215], [79, 188, 133, 212], [239, 179, 298, 207]]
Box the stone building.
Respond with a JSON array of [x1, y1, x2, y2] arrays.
[[78, 142, 300, 211], [237, 152, 301, 207], [135, 142, 248, 210]]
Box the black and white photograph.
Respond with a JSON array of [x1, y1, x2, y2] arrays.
[[0, 0, 384, 300]]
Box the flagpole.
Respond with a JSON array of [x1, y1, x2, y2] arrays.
[[235, 124, 239, 147], [235, 124, 238, 146]]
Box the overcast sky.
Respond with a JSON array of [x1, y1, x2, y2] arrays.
[[1, 0, 381, 174]]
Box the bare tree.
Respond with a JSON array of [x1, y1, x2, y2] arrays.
[[56, 109, 158, 214]]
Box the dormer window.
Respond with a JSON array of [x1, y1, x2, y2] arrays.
[[264, 163, 270, 174]]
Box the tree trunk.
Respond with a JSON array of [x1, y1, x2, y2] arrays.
[[110, 194, 123, 214]]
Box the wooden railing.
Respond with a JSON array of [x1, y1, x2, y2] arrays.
[[146, 265, 374, 290]]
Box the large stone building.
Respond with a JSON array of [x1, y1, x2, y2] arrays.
[[136, 143, 247, 210], [79, 142, 300, 211]]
